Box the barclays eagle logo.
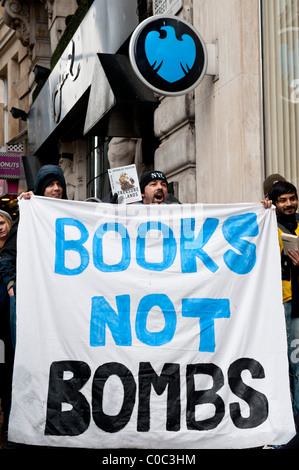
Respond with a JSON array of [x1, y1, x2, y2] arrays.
[[145, 26, 196, 83]]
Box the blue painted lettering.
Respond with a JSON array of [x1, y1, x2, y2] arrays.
[[182, 298, 230, 352], [55, 218, 89, 275], [90, 294, 230, 351], [222, 213, 258, 274], [136, 222, 177, 271], [54, 215, 259, 276], [93, 223, 130, 272], [135, 294, 177, 346], [180, 218, 219, 273], [90, 295, 131, 346]]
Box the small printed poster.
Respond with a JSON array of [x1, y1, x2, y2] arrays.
[[108, 164, 142, 203]]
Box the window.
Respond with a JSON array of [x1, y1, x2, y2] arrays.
[[262, 0, 299, 185]]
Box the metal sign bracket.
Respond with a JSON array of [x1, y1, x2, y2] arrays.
[[205, 39, 219, 82]]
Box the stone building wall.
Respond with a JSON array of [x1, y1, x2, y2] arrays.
[[194, 0, 264, 203], [153, 0, 264, 203]]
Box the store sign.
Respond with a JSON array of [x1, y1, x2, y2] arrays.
[[0, 154, 21, 179], [129, 16, 207, 96], [28, 0, 139, 154], [52, 40, 81, 123]]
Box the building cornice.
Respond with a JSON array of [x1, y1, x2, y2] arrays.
[[1, 0, 30, 47]]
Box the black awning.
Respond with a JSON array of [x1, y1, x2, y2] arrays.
[[83, 54, 159, 138]]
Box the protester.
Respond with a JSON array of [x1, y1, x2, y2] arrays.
[[21, 163, 68, 200], [139, 170, 169, 204], [0, 211, 14, 440], [266, 180, 299, 416], [139, 170, 182, 205]]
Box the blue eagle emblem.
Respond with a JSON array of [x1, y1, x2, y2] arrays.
[[145, 25, 196, 83]]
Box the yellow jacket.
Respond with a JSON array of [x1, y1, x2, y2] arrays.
[[278, 223, 299, 303]]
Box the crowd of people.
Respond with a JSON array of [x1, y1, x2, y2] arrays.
[[0, 165, 299, 449]]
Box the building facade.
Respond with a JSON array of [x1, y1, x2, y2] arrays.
[[0, 0, 298, 210]]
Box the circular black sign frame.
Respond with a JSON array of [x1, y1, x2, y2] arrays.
[[129, 15, 208, 96]]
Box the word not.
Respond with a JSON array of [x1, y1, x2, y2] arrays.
[[90, 294, 230, 352], [44, 358, 268, 436], [55, 213, 259, 276]]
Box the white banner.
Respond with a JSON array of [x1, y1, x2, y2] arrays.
[[9, 198, 296, 449]]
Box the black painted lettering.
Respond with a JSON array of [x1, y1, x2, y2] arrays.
[[186, 363, 225, 430], [228, 358, 268, 428], [137, 362, 181, 432], [45, 361, 91, 436], [92, 362, 136, 432]]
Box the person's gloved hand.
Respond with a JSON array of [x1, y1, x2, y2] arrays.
[[109, 193, 118, 204]]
